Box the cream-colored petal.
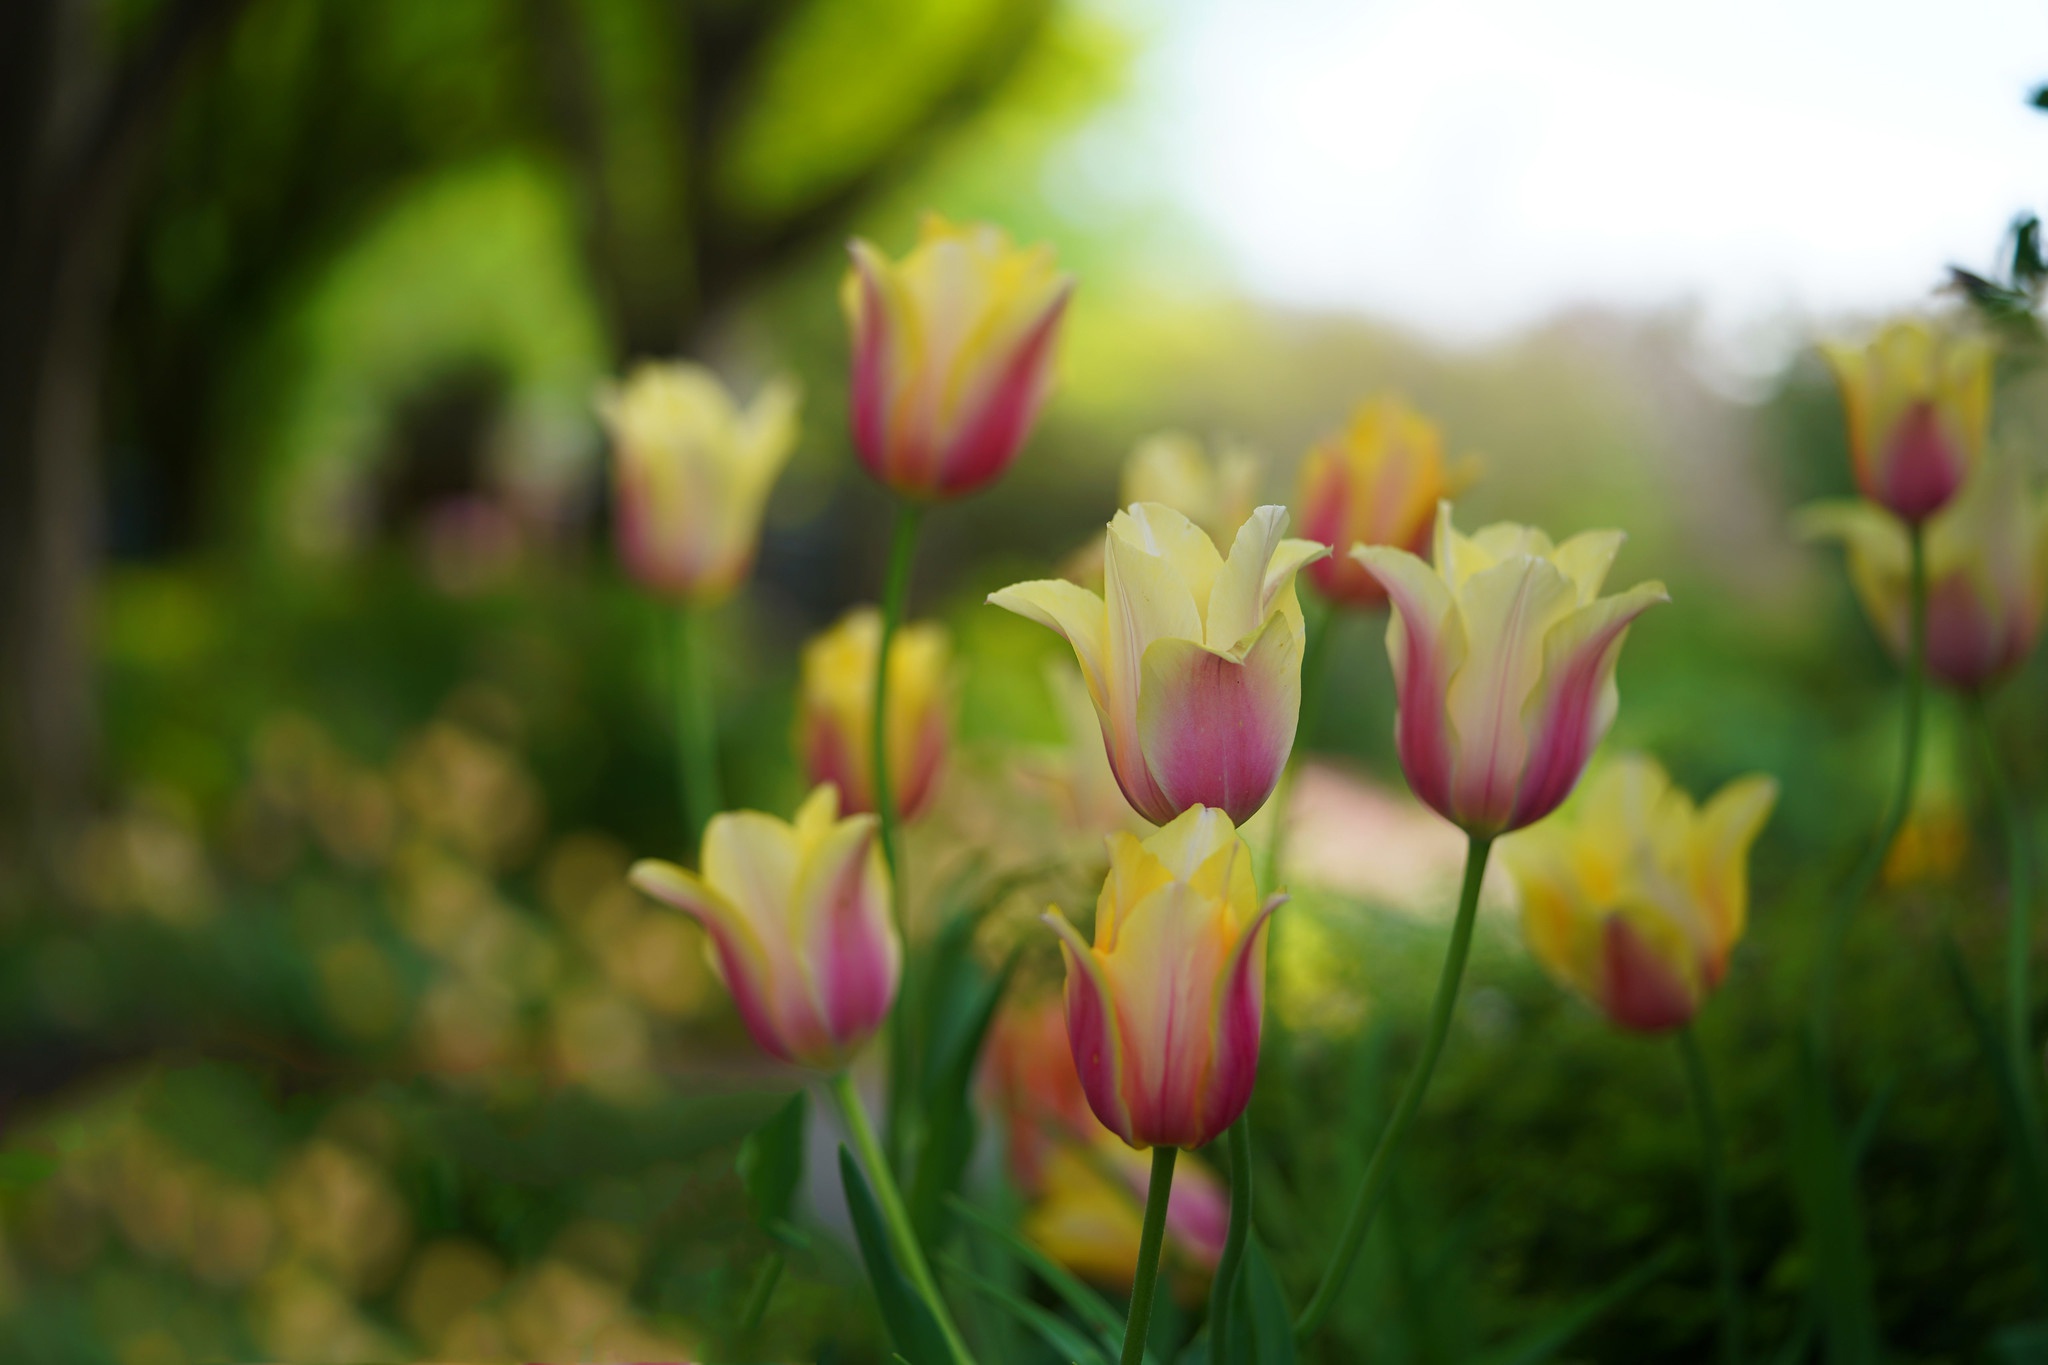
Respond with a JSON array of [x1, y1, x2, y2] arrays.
[[1549, 529, 1627, 602], [988, 579, 1111, 709], [1442, 555, 1580, 821], [1204, 505, 1291, 652], [702, 809, 803, 935]]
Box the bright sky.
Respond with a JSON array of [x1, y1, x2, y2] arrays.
[[1110, 0, 2048, 349]]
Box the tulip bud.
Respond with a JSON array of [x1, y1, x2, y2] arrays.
[[1296, 395, 1476, 609], [1502, 756, 1777, 1032], [598, 362, 799, 604], [843, 215, 1073, 500], [1821, 319, 1991, 524], [1043, 806, 1282, 1149], [1354, 504, 1668, 838], [1121, 432, 1264, 550], [628, 786, 897, 1069], [989, 504, 1327, 826], [795, 608, 952, 820], [1800, 445, 2048, 693]]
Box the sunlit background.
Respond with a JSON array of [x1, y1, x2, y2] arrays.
[[0, 0, 2042, 1361]]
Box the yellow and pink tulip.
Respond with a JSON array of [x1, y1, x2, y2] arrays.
[[1801, 444, 2048, 694], [1355, 504, 1668, 837], [1822, 318, 1991, 525], [1502, 755, 1777, 1032], [988, 504, 1326, 826], [1044, 806, 1282, 1150], [598, 362, 799, 604], [842, 215, 1073, 500], [1296, 395, 1476, 609], [796, 607, 952, 820], [627, 785, 898, 1069]]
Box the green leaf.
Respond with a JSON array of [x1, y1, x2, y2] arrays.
[[840, 1146, 954, 1365], [1992, 1320, 2048, 1363], [948, 1192, 1126, 1346], [1240, 1237, 1295, 1365], [910, 952, 1018, 1242], [1785, 1035, 1882, 1363], [738, 1090, 809, 1248], [1475, 1246, 1679, 1365], [941, 1252, 1113, 1365], [1940, 939, 2048, 1296]]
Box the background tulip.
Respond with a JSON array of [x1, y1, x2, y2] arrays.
[[1355, 504, 1668, 837], [988, 504, 1326, 826], [1502, 755, 1777, 1032], [842, 215, 1073, 500], [1022, 1140, 1229, 1291], [598, 362, 799, 604], [1121, 432, 1264, 550], [1800, 445, 2048, 694], [1822, 319, 1990, 524], [796, 607, 951, 820], [1043, 806, 1282, 1150], [627, 785, 897, 1069], [1296, 394, 1477, 609]]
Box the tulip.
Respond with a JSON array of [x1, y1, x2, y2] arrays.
[[597, 362, 799, 603], [1121, 432, 1264, 550], [984, 994, 1099, 1193], [842, 215, 1074, 500], [1296, 395, 1476, 609], [1353, 503, 1668, 838], [1043, 806, 1282, 1150], [1821, 319, 1991, 524], [988, 504, 1327, 826], [627, 785, 897, 1069], [1023, 1140, 1229, 1289], [1800, 445, 2048, 693], [1502, 755, 1777, 1032], [796, 607, 951, 820]]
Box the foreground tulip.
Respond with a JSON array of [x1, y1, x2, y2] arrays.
[[627, 785, 897, 1069], [598, 362, 799, 603], [1503, 755, 1777, 1032], [1800, 445, 2048, 693], [1044, 806, 1281, 1150], [1822, 319, 1991, 524], [1354, 504, 1668, 838], [796, 608, 951, 820], [989, 504, 1327, 826], [842, 215, 1073, 500], [1297, 395, 1476, 609], [1122, 432, 1264, 550]]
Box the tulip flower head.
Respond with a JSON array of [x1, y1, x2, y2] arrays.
[[1355, 504, 1668, 838], [988, 504, 1327, 826], [1502, 755, 1777, 1032], [628, 785, 898, 1069], [1822, 319, 1991, 524], [796, 607, 952, 819], [1044, 806, 1282, 1149], [1800, 445, 2048, 693], [1297, 395, 1477, 609], [1122, 432, 1264, 550], [598, 362, 799, 603], [842, 215, 1073, 500]]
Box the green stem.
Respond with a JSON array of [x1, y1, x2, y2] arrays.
[[874, 499, 924, 1173], [1208, 1118, 1253, 1363], [1295, 832, 1493, 1344], [1123, 1144, 1179, 1365], [735, 1251, 784, 1345], [675, 604, 723, 850], [1973, 698, 2042, 1135], [1679, 1024, 1741, 1365], [1264, 600, 1339, 884], [1810, 519, 1927, 1056], [830, 1071, 971, 1364]]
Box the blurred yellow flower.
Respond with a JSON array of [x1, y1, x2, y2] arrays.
[[1821, 319, 1990, 524], [796, 606, 952, 820], [598, 360, 799, 603], [1023, 1140, 1228, 1292], [1121, 432, 1264, 549], [1502, 755, 1777, 1032]]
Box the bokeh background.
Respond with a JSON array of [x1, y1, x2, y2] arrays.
[[1, 1, 2045, 1361]]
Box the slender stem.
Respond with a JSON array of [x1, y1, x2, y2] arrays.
[[1264, 600, 1340, 883], [1973, 698, 2041, 1131], [1295, 832, 1493, 1343], [1123, 1145, 1179, 1365], [1208, 1118, 1254, 1363], [829, 1071, 972, 1364], [1679, 1024, 1741, 1365], [873, 500, 925, 924], [735, 1251, 784, 1345], [1810, 519, 1927, 1055], [675, 604, 723, 849]]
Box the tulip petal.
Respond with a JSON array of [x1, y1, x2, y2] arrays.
[[1549, 529, 1626, 601], [794, 813, 897, 1052], [987, 579, 1111, 710], [1600, 914, 1697, 1033], [1199, 893, 1280, 1142], [1443, 554, 1579, 833], [936, 283, 1072, 495], [1353, 542, 1465, 819], [1205, 505, 1291, 652], [1688, 774, 1778, 966], [1047, 910, 1134, 1144], [630, 858, 797, 1064], [1508, 579, 1668, 831], [1100, 880, 1233, 1148], [1136, 616, 1298, 826]]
